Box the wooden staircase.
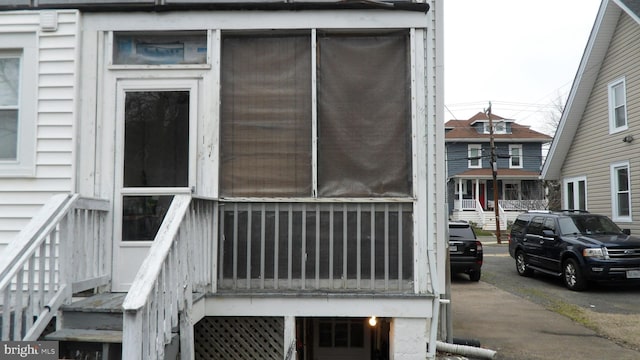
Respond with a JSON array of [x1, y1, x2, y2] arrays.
[[45, 293, 124, 359], [44, 293, 180, 360]]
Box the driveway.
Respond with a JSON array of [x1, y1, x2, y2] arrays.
[[448, 241, 640, 359]]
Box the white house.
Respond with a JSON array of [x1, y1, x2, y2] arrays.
[[0, 1, 445, 359]]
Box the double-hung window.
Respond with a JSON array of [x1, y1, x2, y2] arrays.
[[0, 55, 19, 161], [509, 144, 522, 168], [611, 161, 631, 222], [468, 144, 482, 168], [608, 77, 627, 133], [0, 33, 36, 176]]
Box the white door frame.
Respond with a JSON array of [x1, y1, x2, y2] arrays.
[[112, 78, 198, 292]]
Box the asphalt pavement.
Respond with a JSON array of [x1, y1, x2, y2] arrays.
[[446, 236, 640, 360]]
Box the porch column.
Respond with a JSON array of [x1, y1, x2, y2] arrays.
[[457, 179, 463, 210], [475, 179, 480, 208], [283, 316, 296, 359]]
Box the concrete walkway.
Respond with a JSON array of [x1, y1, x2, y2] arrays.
[[449, 280, 640, 359]]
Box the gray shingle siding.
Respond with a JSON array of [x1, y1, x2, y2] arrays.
[[446, 142, 543, 177]]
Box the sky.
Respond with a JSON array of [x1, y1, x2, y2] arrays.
[[444, 0, 603, 135]]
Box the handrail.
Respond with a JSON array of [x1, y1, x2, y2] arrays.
[[0, 194, 110, 341], [122, 195, 215, 360], [476, 200, 485, 226]]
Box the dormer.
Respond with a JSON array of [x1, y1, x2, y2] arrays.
[[470, 119, 514, 134]]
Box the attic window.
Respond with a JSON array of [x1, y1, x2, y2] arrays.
[[483, 121, 507, 134], [113, 31, 207, 65]]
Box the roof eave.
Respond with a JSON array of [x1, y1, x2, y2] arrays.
[[542, 0, 621, 180]]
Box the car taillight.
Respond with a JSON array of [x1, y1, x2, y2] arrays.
[[475, 241, 483, 251]]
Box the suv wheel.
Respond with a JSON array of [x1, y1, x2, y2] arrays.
[[515, 251, 534, 277], [469, 269, 481, 282], [563, 258, 587, 291]]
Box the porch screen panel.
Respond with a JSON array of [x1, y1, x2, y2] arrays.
[[220, 35, 312, 197], [317, 32, 411, 197]]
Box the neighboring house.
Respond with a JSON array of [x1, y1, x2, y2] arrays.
[[446, 112, 552, 229], [543, 0, 640, 233], [0, 1, 446, 359]]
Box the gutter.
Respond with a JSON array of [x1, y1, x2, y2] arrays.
[[0, 1, 429, 12]]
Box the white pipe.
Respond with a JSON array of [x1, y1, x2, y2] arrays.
[[436, 341, 497, 359]]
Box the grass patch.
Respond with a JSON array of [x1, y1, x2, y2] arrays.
[[472, 226, 495, 237], [519, 288, 599, 331]]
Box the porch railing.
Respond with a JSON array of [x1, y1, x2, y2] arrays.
[[498, 199, 548, 211], [460, 199, 476, 210], [0, 194, 110, 341], [218, 202, 414, 292], [122, 195, 215, 360]]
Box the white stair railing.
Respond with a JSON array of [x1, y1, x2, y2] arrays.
[[0, 194, 110, 341], [123, 195, 215, 360]]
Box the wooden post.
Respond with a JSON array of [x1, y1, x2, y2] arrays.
[[487, 103, 502, 244]]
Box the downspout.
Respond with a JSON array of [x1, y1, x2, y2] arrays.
[[425, 1, 443, 358], [426, 239, 441, 358]]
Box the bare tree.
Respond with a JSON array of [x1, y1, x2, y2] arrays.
[[543, 92, 566, 211]]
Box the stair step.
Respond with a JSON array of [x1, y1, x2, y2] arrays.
[[64, 293, 126, 313], [60, 293, 126, 331], [45, 328, 123, 343]]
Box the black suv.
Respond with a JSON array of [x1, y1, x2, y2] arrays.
[[509, 211, 640, 290], [449, 221, 483, 281]]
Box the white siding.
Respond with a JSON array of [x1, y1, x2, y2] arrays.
[[562, 11, 640, 232], [0, 10, 79, 248]]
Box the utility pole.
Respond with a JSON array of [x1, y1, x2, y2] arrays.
[[486, 102, 502, 244]]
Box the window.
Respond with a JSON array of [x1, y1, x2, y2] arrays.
[[611, 161, 631, 222], [564, 176, 587, 211], [220, 31, 411, 198], [113, 31, 207, 65], [483, 121, 507, 134], [608, 77, 627, 133], [0, 33, 37, 176], [504, 182, 520, 200], [527, 217, 545, 236], [318, 319, 365, 348], [0, 56, 19, 161], [468, 144, 482, 168], [509, 144, 522, 168]]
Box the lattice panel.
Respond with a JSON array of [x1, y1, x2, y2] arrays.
[[195, 317, 284, 360]]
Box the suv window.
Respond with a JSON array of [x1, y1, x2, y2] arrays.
[[449, 224, 476, 239], [510, 217, 528, 236], [543, 218, 556, 233], [527, 217, 545, 236], [558, 217, 581, 235], [569, 215, 623, 235]]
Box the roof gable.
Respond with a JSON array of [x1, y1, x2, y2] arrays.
[[542, 0, 640, 179]]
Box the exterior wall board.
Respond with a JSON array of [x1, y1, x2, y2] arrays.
[[0, 10, 78, 247], [562, 11, 640, 232]]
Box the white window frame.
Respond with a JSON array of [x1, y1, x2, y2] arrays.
[[563, 176, 587, 211], [0, 33, 37, 177], [468, 144, 482, 168], [509, 144, 523, 169], [610, 161, 631, 222], [608, 77, 627, 134], [483, 121, 506, 134]]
